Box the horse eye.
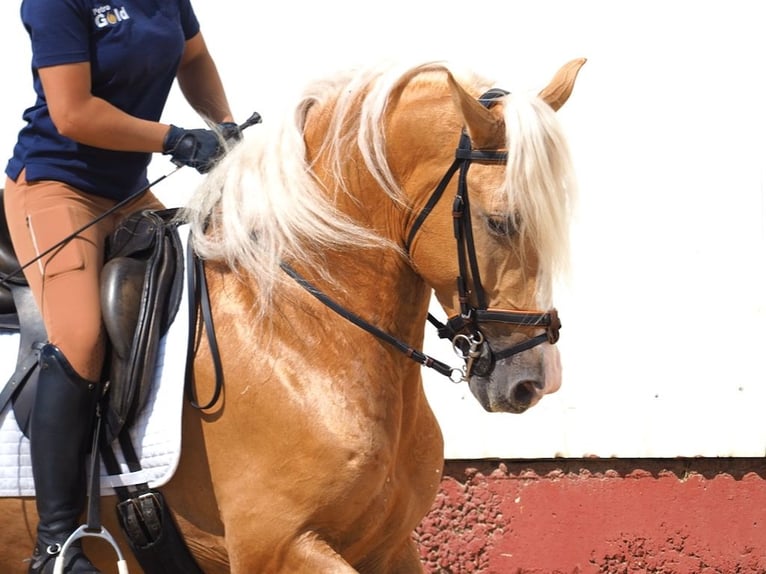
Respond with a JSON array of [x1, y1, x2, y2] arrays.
[[486, 214, 519, 238]]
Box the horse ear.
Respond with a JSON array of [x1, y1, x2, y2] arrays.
[[537, 58, 587, 111], [446, 72, 504, 149]]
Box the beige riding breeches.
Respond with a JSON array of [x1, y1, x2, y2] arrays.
[[4, 170, 164, 381]]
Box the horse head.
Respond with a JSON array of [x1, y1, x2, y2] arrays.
[[398, 58, 586, 414]]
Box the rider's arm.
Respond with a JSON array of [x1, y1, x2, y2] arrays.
[[176, 32, 234, 124], [38, 62, 170, 153]]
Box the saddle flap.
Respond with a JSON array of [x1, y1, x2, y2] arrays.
[[101, 209, 184, 443]]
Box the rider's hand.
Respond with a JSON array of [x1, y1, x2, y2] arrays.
[[162, 125, 225, 173]]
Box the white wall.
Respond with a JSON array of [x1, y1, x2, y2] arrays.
[[2, 1, 765, 458]]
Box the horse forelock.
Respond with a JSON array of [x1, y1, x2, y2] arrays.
[[498, 93, 577, 307]]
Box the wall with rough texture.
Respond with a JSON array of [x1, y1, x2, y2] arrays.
[[415, 459, 766, 574]]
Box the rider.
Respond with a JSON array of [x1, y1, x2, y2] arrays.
[[4, 1, 237, 572]]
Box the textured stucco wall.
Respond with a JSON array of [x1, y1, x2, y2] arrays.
[[415, 459, 766, 574]]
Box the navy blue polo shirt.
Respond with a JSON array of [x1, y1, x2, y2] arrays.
[[6, 0, 200, 200]]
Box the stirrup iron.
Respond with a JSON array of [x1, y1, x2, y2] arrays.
[[53, 525, 128, 574], [54, 394, 130, 573]]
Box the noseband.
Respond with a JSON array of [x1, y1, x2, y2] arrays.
[[404, 89, 561, 379], [282, 89, 561, 383]]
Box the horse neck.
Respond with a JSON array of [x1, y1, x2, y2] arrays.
[[298, 91, 443, 345], [309, 232, 433, 347]]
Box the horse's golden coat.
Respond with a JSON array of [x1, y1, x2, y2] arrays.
[[0, 58, 584, 573]]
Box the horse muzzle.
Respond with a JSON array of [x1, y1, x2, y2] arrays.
[[467, 366, 547, 414], [461, 332, 560, 413]]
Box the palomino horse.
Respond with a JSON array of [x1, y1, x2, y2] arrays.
[[0, 57, 584, 573]]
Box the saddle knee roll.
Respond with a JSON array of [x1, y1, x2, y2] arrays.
[[102, 256, 147, 360]]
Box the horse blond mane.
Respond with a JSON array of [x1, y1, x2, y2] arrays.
[[181, 60, 575, 311], [501, 92, 576, 306]]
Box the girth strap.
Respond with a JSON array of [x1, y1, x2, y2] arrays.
[[100, 428, 205, 574]]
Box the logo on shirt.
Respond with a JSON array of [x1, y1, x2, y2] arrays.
[[92, 4, 130, 28]]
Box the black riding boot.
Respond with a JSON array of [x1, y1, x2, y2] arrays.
[[28, 344, 101, 574]]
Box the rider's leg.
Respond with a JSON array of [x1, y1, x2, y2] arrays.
[[27, 344, 100, 574], [4, 171, 164, 378], [4, 172, 164, 573]]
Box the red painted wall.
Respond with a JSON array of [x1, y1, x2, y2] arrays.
[[415, 459, 766, 573]]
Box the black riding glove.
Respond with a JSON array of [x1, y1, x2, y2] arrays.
[[162, 125, 225, 173]]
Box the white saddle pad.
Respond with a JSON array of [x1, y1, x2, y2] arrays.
[[0, 226, 190, 497]]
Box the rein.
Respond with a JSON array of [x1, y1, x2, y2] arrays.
[[280, 261, 457, 380], [280, 89, 561, 382]]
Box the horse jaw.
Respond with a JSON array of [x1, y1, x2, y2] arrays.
[[467, 343, 561, 414]]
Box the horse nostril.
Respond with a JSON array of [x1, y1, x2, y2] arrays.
[[511, 380, 541, 407]]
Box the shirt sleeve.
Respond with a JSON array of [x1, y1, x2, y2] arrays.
[[21, 0, 90, 69], [179, 0, 201, 40]]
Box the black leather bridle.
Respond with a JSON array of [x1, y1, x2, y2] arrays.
[[404, 89, 561, 378], [281, 89, 561, 382]]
